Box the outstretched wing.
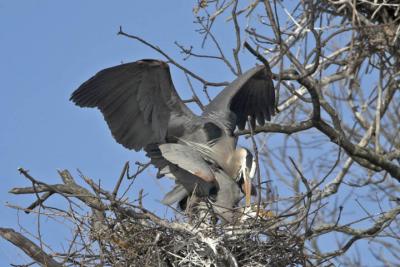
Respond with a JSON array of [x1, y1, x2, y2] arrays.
[[70, 59, 196, 151], [203, 64, 275, 131]]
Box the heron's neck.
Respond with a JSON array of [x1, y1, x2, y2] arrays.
[[226, 149, 244, 179]]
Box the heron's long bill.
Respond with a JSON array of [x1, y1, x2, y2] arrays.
[[243, 172, 252, 207]]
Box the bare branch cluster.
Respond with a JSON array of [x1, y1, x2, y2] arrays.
[[3, 168, 307, 266]]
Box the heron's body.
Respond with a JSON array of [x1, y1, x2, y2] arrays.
[[71, 59, 275, 221]]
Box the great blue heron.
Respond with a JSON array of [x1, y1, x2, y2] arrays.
[[71, 59, 275, 219]]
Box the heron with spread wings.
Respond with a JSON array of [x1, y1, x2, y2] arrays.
[[71, 59, 275, 221]]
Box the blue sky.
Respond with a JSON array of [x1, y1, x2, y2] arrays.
[[0, 1, 395, 266]]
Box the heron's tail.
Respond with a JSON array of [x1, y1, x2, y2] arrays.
[[162, 184, 189, 206]]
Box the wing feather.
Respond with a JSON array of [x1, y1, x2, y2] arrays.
[[71, 59, 196, 150], [203, 64, 275, 131], [159, 143, 216, 183]]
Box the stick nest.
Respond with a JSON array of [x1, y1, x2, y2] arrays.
[[90, 209, 306, 266], [323, 0, 400, 51], [6, 169, 306, 266]]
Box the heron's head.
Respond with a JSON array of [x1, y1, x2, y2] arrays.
[[236, 147, 256, 206]]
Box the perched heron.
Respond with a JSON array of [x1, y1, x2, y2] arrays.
[[71, 59, 275, 220]]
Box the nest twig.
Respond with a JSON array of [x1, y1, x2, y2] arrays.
[[322, 0, 400, 51]]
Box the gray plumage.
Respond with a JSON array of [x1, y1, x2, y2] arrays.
[[71, 59, 275, 151], [71, 59, 275, 221], [163, 171, 242, 223]]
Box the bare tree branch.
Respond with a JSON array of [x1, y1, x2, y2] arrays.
[[0, 227, 62, 267]]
